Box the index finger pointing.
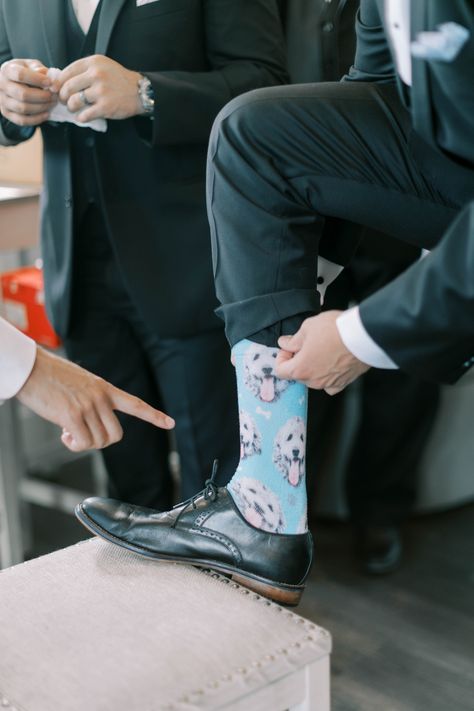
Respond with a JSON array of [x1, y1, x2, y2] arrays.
[[110, 387, 175, 430]]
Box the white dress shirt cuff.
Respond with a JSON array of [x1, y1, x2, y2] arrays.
[[0, 318, 37, 402], [336, 306, 399, 369]]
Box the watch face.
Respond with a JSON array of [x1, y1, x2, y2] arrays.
[[139, 77, 155, 112], [146, 83, 155, 100]]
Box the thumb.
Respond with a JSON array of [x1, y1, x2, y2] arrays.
[[278, 329, 304, 353]]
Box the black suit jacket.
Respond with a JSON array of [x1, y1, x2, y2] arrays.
[[280, 0, 358, 83], [343, 0, 474, 383], [345, 0, 474, 170], [0, 0, 287, 338]]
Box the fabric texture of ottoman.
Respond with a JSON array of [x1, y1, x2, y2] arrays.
[[0, 538, 331, 710]]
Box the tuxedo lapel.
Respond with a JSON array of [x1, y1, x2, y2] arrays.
[[96, 0, 128, 55], [39, 0, 68, 68], [410, 0, 433, 140]]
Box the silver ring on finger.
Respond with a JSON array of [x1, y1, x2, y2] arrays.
[[79, 89, 92, 107]]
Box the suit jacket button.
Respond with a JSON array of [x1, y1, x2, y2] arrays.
[[65, 197, 73, 208], [85, 137, 95, 149]]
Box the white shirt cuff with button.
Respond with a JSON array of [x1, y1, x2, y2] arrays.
[[336, 306, 399, 369], [0, 317, 37, 403]]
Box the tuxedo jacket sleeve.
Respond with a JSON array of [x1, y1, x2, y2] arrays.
[[342, 0, 396, 84], [142, 0, 288, 146], [359, 202, 474, 384]]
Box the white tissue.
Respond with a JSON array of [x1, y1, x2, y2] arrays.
[[46, 68, 107, 133]]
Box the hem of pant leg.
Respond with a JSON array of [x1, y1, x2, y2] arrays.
[[217, 289, 321, 348]]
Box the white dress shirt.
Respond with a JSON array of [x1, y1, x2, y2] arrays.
[[0, 317, 37, 402], [71, 0, 101, 34], [385, 0, 412, 86]]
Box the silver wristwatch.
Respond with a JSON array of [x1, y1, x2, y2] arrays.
[[138, 75, 155, 115]]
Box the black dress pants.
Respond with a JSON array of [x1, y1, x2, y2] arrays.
[[207, 81, 461, 346], [322, 237, 440, 525], [64, 206, 239, 508]]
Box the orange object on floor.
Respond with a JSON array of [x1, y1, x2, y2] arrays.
[[0, 266, 61, 349]]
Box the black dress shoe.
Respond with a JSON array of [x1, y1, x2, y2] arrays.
[[75, 469, 313, 606], [356, 525, 402, 576]]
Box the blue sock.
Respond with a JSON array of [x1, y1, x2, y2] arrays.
[[227, 339, 308, 535]]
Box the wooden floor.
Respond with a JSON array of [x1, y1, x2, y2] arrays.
[[300, 505, 474, 711], [30, 493, 474, 711]]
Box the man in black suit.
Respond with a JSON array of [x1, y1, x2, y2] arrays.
[[207, 0, 474, 387], [73, 1, 474, 605], [279, 0, 441, 575], [0, 0, 287, 508]]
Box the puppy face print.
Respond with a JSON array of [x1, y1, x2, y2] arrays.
[[229, 477, 285, 533], [239, 411, 262, 460], [273, 416, 306, 487], [243, 343, 291, 403]]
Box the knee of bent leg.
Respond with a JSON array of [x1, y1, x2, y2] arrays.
[[209, 87, 279, 161]]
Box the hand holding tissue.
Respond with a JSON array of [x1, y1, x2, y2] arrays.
[[46, 68, 107, 132]]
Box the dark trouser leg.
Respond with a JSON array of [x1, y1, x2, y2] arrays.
[[313, 236, 440, 524], [134, 328, 240, 499], [67, 207, 239, 505], [346, 368, 439, 525], [64, 207, 173, 509], [207, 82, 459, 347], [343, 239, 440, 525]]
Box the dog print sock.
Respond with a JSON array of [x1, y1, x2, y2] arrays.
[[226, 339, 308, 535]]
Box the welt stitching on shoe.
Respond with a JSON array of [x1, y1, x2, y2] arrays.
[[191, 527, 242, 564], [208, 563, 304, 590]]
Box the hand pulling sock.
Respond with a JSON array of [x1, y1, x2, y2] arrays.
[[227, 339, 308, 534]]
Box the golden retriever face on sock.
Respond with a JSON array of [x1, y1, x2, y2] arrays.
[[239, 411, 262, 460], [230, 477, 285, 533], [243, 343, 291, 403], [273, 416, 306, 487]]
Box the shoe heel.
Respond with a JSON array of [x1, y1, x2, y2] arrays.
[[230, 572, 303, 607]]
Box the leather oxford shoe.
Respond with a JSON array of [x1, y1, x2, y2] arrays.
[[356, 525, 402, 576], [76, 468, 313, 606]]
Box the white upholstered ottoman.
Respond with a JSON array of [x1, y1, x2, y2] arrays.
[[0, 539, 331, 711]]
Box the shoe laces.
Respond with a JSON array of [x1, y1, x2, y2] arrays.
[[171, 459, 219, 529]]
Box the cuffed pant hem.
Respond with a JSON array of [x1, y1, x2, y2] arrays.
[[216, 288, 321, 347]]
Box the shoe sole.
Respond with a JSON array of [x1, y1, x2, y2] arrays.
[[75, 504, 304, 607]]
